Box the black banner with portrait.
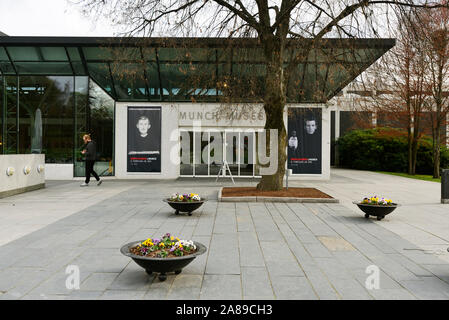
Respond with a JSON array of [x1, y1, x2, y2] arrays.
[[127, 106, 161, 173], [287, 108, 322, 174]]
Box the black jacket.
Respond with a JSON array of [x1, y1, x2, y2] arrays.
[[84, 141, 97, 161]]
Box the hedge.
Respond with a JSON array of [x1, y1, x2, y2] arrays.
[[337, 127, 449, 174]]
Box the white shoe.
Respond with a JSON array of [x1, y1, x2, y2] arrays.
[[80, 183, 89, 187], [97, 180, 102, 186]]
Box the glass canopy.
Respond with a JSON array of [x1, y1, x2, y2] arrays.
[[0, 37, 394, 103]]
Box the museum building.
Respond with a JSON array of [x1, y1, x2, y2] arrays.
[[0, 36, 394, 180]]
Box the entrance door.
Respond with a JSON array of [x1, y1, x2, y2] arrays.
[[179, 129, 255, 177], [74, 78, 115, 177]]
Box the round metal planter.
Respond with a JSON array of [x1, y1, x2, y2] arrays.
[[120, 240, 207, 281], [353, 202, 400, 221], [163, 199, 205, 216]]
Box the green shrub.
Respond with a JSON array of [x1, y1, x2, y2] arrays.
[[337, 127, 449, 174]]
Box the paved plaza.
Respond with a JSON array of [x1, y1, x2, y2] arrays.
[[0, 169, 448, 300]]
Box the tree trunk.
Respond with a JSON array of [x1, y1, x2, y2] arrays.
[[407, 126, 413, 175], [433, 124, 441, 178], [256, 38, 287, 191], [411, 113, 420, 175]]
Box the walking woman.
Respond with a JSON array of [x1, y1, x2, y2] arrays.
[[80, 134, 102, 187]]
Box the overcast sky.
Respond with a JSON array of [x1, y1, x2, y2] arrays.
[[0, 0, 116, 36]]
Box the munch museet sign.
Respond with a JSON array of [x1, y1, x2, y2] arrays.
[[177, 105, 266, 127]]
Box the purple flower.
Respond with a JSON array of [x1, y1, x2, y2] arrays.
[[153, 238, 160, 244]]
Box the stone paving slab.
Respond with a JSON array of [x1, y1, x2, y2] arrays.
[[0, 176, 448, 300]]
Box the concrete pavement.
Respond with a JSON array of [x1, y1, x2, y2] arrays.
[[0, 169, 448, 300]]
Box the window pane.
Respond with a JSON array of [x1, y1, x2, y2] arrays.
[[0, 61, 16, 74], [239, 132, 254, 176], [209, 131, 223, 176], [110, 63, 147, 100], [194, 131, 208, 176], [159, 63, 216, 102], [40, 47, 68, 61], [88, 79, 115, 176], [225, 132, 239, 176], [7, 47, 40, 61], [15, 62, 73, 75], [180, 131, 193, 175], [87, 63, 114, 96], [0, 47, 8, 61], [74, 77, 114, 177], [4, 76, 18, 154], [18, 76, 74, 163], [66, 47, 81, 61], [158, 48, 214, 62]]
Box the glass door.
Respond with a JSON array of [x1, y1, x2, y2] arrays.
[[179, 129, 255, 177]]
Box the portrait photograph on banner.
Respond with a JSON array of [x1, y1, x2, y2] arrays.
[[287, 107, 322, 174], [127, 106, 161, 173]]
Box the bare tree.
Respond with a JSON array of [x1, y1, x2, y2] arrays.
[[356, 8, 429, 175], [74, 0, 447, 190], [420, 2, 449, 178]]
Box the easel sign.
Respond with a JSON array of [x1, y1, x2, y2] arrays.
[[215, 160, 235, 184]]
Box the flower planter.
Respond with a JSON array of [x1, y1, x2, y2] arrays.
[[120, 240, 207, 281], [163, 199, 205, 216], [353, 201, 400, 220]]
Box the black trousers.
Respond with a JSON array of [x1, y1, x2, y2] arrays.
[[85, 160, 100, 183]]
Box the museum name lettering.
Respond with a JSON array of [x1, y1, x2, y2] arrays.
[[179, 111, 265, 122]]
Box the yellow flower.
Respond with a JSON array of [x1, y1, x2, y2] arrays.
[[170, 236, 174, 241]]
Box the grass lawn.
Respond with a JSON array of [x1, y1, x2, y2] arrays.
[[377, 171, 441, 183]]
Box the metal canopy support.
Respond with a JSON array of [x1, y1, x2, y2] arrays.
[[3, 46, 17, 75], [139, 47, 151, 101], [107, 61, 118, 100], [154, 47, 164, 101]]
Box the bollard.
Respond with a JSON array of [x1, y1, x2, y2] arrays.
[[442, 169, 449, 204], [286, 169, 293, 190]]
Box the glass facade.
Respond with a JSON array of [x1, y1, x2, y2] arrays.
[[0, 74, 114, 176], [0, 38, 395, 104]]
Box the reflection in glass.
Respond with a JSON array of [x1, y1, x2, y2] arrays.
[[194, 131, 209, 176], [74, 79, 115, 177], [239, 133, 254, 176], [18, 76, 74, 162], [209, 131, 223, 176], [5, 76, 18, 154], [225, 132, 239, 176], [180, 131, 193, 175]]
